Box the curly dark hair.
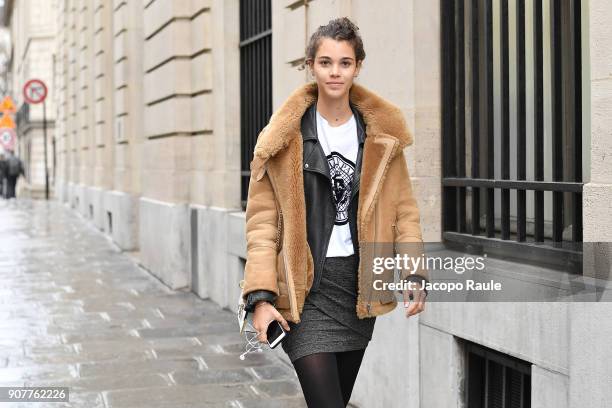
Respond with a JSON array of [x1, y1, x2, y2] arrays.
[[302, 17, 366, 69]]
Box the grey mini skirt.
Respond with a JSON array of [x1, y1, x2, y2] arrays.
[[281, 254, 376, 363]]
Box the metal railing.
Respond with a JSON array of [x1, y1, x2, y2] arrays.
[[441, 0, 583, 269]]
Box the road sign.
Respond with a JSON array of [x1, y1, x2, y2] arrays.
[[23, 79, 48, 104], [22, 79, 50, 199], [0, 96, 16, 113], [0, 114, 15, 129], [0, 128, 16, 150]]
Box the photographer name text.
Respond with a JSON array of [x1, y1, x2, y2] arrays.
[[373, 279, 502, 292]]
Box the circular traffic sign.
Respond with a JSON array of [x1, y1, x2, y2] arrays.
[[0, 127, 16, 150], [23, 79, 48, 104]]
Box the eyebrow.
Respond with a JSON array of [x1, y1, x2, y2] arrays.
[[317, 56, 355, 61]]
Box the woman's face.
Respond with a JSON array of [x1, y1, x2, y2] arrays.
[[309, 38, 362, 99]]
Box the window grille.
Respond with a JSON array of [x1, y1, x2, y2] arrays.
[[441, 0, 583, 269], [240, 0, 272, 209]]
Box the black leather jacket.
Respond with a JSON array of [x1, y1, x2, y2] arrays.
[[245, 102, 366, 312]]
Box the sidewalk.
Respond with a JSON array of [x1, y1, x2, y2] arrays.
[[0, 199, 306, 407]]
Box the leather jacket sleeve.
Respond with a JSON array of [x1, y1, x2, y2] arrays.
[[244, 290, 277, 312]]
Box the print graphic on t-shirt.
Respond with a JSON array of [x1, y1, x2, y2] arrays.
[[327, 151, 355, 225]]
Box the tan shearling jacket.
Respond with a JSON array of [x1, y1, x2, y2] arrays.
[[243, 82, 428, 323]]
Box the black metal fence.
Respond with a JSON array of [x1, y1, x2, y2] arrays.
[[240, 0, 272, 209], [441, 0, 583, 268]]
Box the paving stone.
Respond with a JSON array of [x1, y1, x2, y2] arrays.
[[248, 365, 298, 381], [68, 391, 107, 408], [78, 358, 202, 378], [250, 380, 302, 398], [37, 373, 173, 392], [156, 298, 234, 321], [145, 337, 202, 349], [60, 329, 140, 344], [137, 323, 237, 339], [73, 338, 149, 354], [197, 332, 247, 345], [97, 309, 163, 320], [79, 304, 140, 314], [8, 354, 89, 367], [0, 326, 47, 339], [141, 314, 231, 328], [7, 403, 71, 408], [49, 312, 109, 325], [171, 368, 254, 385], [103, 384, 255, 407], [231, 397, 308, 408], [24, 344, 76, 356], [0, 346, 25, 359], [74, 348, 153, 362], [202, 352, 281, 369], [47, 319, 149, 334], [152, 344, 220, 360], [0, 364, 78, 382], [39, 305, 85, 316], [156, 302, 224, 316], [22, 335, 65, 347]]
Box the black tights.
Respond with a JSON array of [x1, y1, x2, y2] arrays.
[[292, 349, 366, 407]]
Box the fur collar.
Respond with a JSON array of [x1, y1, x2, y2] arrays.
[[253, 82, 413, 161]]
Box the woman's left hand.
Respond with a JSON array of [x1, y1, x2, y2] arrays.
[[403, 282, 427, 317]]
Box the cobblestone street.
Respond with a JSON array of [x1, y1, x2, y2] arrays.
[[0, 199, 306, 408]]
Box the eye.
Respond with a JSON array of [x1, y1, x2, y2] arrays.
[[342, 61, 351, 67], [320, 60, 330, 66]]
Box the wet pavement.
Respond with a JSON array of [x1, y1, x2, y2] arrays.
[[0, 199, 306, 407]]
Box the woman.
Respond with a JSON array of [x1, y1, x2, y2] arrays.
[[242, 17, 429, 407]]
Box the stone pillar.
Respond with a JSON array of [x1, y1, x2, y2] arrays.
[[583, 0, 612, 277], [89, 0, 116, 230], [139, 0, 213, 289], [102, 0, 144, 250]]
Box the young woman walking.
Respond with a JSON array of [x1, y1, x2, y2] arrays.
[[242, 17, 429, 407]]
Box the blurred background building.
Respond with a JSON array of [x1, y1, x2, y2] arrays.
[[2, 0, 56, 198], [1, 0, 611, 407]]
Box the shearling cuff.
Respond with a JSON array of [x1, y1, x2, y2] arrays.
[[245, 290, 277, 312]]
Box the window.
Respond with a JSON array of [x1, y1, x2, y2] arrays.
[[240, 0, 272, 210], [441, 0, 584, 270], [465, 341, 531, 408]]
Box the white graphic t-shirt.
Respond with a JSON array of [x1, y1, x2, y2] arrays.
[[316, 109, 358, 257]]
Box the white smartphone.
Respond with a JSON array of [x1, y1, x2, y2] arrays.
[[266, 320, 286, 348]]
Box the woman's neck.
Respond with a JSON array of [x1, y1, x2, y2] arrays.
[[316, 93, 353, 127]]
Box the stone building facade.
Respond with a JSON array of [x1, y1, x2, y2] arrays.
[[5, 0, 56, 198], [7, 0, 612, 407]]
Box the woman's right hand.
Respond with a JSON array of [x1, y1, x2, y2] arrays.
[[252, 301, 290, 344]]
